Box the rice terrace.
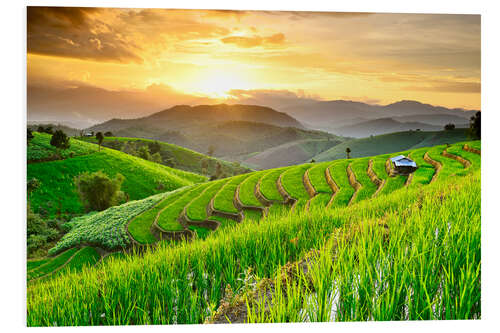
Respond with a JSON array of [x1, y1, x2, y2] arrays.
[[25, 6, 482, 329]]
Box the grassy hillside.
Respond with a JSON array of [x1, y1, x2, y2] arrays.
[[27, 135, 206, 218], [79, 136, 252, 176], [41, 140, 480, 256], [241, 139, 340, 170], [27, 140, 480, 325], [313, 129, 470, 162], [28, 132, 95, 162]]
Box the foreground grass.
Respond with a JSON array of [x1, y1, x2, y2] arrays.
[[27, 162, 480, 325]]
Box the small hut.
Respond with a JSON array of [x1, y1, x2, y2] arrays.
[[390, 155, 418, 175]]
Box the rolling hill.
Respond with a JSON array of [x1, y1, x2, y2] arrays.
[[79, 136, 253, 177], [27, 139, 480, 326], [27, 132, 206, 218], [312, 129, 470, 162]]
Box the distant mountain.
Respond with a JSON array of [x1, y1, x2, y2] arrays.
[[89, 104, 304, 135], [282, 99, 478, 136], [331, 117, 444, 138]]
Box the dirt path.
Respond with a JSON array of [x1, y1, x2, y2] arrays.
[[463, 144, 481, 155], [303, 168, 318, 210], [367, 159, 385, 197], [423, 152, 442, 183], [442, 149, 471, 168], [346, 163, 361, 206], [325, 166, 339, 208]]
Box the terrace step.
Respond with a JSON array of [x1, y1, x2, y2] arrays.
[[368, 159, 386, 197], [325, 165, 340, 208], [423, 151, 442, 183], [346, 163, 361, 206], [442, 149, 472, 169], [463, 144, 481, 155]]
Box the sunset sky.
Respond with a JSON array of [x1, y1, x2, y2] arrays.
[[27, 7, 480, 125]]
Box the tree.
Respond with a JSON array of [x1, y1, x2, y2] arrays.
[[346, 147, 351, 159], [37, 126, 45, 133], [104, 131, 113, 137], [470, 111, 481, 139], [151, 152, 163, 164], [27, 128, 34, 143], [74, 171, 125, 211], [50, 130, 70, 151], [45, 126, 53, 134], [137, 145, 151, 161], [310, 159, 316, 163], [444, 123, 455, 131], [149, 141, 162, 155], [96, 132, 104, 151], [201, 158, 209, 175]]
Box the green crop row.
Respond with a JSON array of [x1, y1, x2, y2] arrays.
[[28, 248, 79, 281], [238, 171, 266, 207], [408, 147, 435, 186], [26, 165, 480, 325], [280, 163, 312, 200], [49, 192, 168, 255], [350, 158, 377, 202], [212, 174, 248, 214], [307, 161, 334, 194], [28, 133, 96, 162], [156, 186, 206, 231], [186, 180, 227, 221], [327, 160, 354, 208], [427, 145, 466, 180], [259, 167, 289, 202], [128, 189, 189, 244]]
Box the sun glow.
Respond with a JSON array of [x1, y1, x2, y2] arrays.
[[188, 70, 255, 98]]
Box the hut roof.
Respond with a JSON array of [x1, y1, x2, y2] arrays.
[[390, 155, 417, 168]]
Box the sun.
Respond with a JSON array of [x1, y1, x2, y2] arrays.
[[192, 70, 253, 98]]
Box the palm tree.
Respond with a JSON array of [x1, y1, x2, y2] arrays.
[[346, 147, 351, 159]]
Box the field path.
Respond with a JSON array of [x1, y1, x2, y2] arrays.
[[346, 163, 361, 206], [423, 151, 442, 183]]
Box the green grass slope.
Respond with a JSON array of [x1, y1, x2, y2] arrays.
[[28, 139, 206, 218], [313, 129, 469, 162], [80, 136, 252, 176], [28, 132, 95, 162]]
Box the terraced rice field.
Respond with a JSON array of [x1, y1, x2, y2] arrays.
[[43, 141, 481, 269]]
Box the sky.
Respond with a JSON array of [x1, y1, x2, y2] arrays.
[[27, 7, 481, 126]]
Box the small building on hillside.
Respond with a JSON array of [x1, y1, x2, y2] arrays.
[[390, 155, 418, 175]]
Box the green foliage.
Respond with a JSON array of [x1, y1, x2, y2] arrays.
[[128, 189, 187, 243], [186, 181, 226, 221], [408, 147, 435, 186], [27, 206, 60, 255], [444, 123, 456, 131], [213, 174, 248, 214], [259, 167, 289, 202], [469, 111, 481, 139], [27, 248, 78, 281], [327, 160, 354, 207], [48, 192, 167, 254], [28, 128, 34, 142], [239, 171, 267, 207], [28, 144, 205, 218], [28, 132, 94, 162], [74, 171, 125, 212], [50, 130, 70, 151], [350, 157, 377, 202], [156, 186, 204, 231], [104, 131, 113, 137], [27, 168, 480, 325], [281, 164, 312, 200]]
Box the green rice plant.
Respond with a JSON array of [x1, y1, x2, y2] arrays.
[[186, 180, 227, 222], [371, 154, 407, 195], [26, 167, 480, 325], [427, 145, 466, 180], [281, 163, 313, 201], [307, 161, 334, 194], [28, 145, 205, 218], [57, 247, 101, 275], [446, 142, 481, 169], [213, 174, 249, 214], [49, 192, 168, 255], [327, 160, 354, 207], [28, 248, 79, 281], [239, 171, 267, 207], [408, 147, 435, 187], [128, 188, 188, 244], [259, 167, 289, 202], [156, 185, 206, 231], [27, 258, 51, 272], [188, 225, 212, 239], [467, 140, 481, 151], [350, 157, 377, 202]]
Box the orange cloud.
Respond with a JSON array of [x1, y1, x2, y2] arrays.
[[221, 33, 286, 48]]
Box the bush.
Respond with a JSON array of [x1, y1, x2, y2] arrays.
[[444, 123, 456, 131], [50, 130, 70, 150], [74, 171, 125, 211], [27, 206, 60, 255]]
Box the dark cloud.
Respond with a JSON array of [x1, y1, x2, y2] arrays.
[[27, 7, 144, 63], [221, 33, 285, 48]]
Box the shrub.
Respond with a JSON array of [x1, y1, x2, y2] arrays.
[[444, 123, 456, 131], [74, 171, 125, 211], [50, 130, 70, 151]]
